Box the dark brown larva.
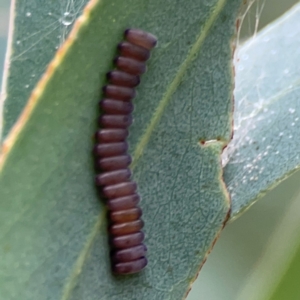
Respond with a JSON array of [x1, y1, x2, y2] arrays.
[[95, 29, 157, 275]]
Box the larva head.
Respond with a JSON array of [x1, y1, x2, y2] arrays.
[[124, 29, 157, 50]]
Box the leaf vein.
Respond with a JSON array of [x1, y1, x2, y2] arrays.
[[131, 0, 228, 169]]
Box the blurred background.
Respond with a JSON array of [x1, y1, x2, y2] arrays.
[[1, 0, 299, 299]]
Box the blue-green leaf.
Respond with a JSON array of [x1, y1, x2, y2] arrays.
[[0, 0, 242, 299], [224, 3, 300, 218]]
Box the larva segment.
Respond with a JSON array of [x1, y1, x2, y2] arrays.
[[97, 155, 132, 171], [103, 85, 136, 101], [95, 169, 132, 186], [94, 142, 128, 157], [107, 194, 140, 211], [107, 70, 140, 87], [102, 181, 137, 199], [109, 220, 144, 236], [96, 129, 128, 142], [100, 115, 133, 128], [118, 42, 151, 61], [100, 99, 134, 115], [112, 257, 148, 275], [124, 28, 157, 50], [111, 231, 145, 249], [110, 207, 142, 223], [114, 57, 147, 75], [111, 244, 147, 262]]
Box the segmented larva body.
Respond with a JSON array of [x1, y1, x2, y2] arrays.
[[95, 29, 157, 275]]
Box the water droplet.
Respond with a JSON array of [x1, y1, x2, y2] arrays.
[[26, 12, 31, 17], [295, 118, 299, 122], [61, 12, 73, 26], [279, 132, 284, 136], [48, 12, 52, 16], [263, 108, 268, 113], [284, 69, 289, 74], [275, 151, 280, 155], [262, 137, 266, 141], [25, 84, 29, 88], [289, 135, 293, 139], [238, 65, 244, 71], [291, 122, 295, 126], [289, 108, 295, 114], [16, 40, 20, 45], [242, 54, 249, 61]]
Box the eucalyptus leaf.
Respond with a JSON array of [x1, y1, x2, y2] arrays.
[[1, 0, 88, 138], [223, 3, 300, 219], [0, 0, 242, 299]]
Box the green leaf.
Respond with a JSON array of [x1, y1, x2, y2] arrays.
[[0, 0, 242, 299], [234, 187, 300, 300], [223, 3, 300, 219], [1, 0, 88, 139], [268, 231, 300, 300]]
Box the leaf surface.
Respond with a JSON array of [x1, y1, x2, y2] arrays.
[[0, 0, 242, 299], [223, 4, 300, 218], [1, 0, 88, 138]]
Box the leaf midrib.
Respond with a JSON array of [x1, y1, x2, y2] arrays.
[[234, 80, 300, 136], [131, 0, 228, 169]]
